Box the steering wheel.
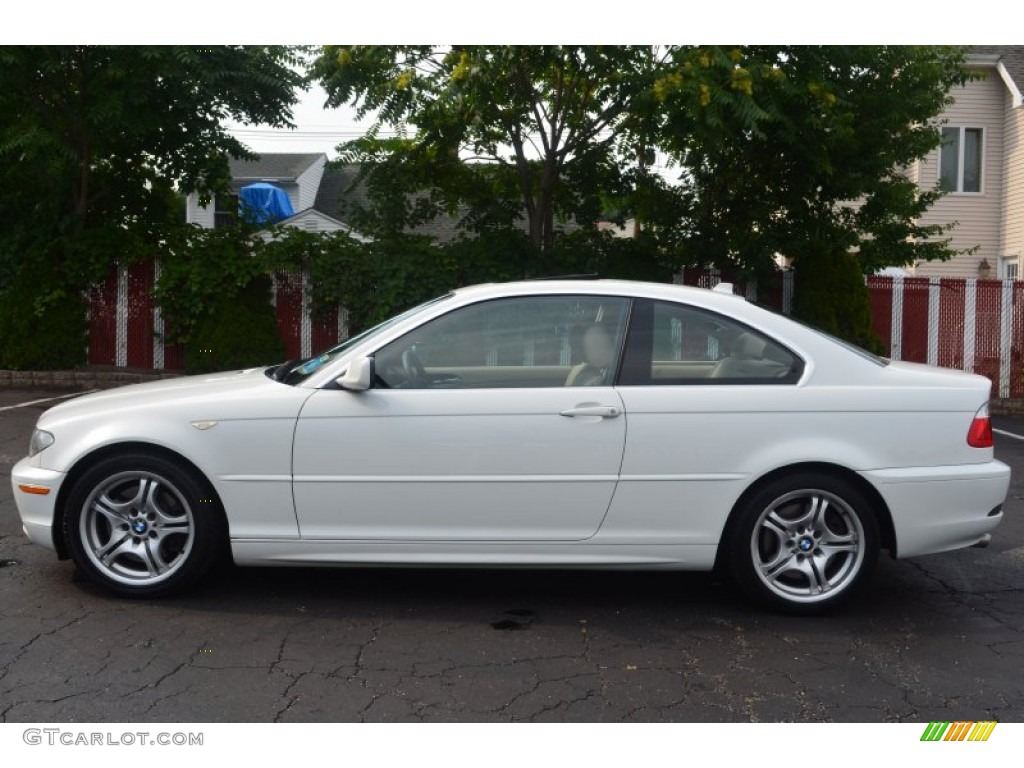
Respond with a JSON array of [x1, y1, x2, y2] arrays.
[[401, 346, 428, 387]]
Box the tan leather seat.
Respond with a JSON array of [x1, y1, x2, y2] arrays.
[[710, 332, 769, 378], [565, 325, 615, 386]]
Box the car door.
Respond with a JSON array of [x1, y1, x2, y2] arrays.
[[602, 297, 805, 544], [291, 294, 631, 541]]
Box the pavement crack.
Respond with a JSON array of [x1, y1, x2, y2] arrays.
[[124, 641, 207, 700], [268, 619, 318, 723], [348, 620, 384, 685], [0, 612, 93, 683]]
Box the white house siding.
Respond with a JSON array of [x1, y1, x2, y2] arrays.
[[1002, 95, 1024, 264], [185, 192, 215, 228], [914, 69, 1005, 278], [287, 210, 334, 233], [261, 209, 370, 241], [296, 155, 327, 211], [280, 183, 301, 213]]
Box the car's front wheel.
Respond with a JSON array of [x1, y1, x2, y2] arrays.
[[726, 473, 879, 613], [63, 453, 225, 598]]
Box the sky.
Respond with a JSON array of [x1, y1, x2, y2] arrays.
[[225, 82, 370, 159]]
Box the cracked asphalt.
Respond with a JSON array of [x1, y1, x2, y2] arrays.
[[1, 388, 1022, 723]]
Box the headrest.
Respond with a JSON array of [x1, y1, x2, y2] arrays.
[[583, 325, 615, 368], [733, 332, 767, 358]]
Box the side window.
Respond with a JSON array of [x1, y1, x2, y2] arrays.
[[374, 295, 630, 389], [619, 299, 802, 385]]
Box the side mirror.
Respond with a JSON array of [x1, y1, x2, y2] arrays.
[[336, 356, 374, 391]]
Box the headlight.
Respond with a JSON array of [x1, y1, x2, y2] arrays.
[[28, 429, 55, 457]]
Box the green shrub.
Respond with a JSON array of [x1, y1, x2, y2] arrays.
[[791, 250, 884, 354], [184, 277, 285, 374], [0, 265, 87, 370]]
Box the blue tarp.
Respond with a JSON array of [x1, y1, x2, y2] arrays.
[[238, 183, 295, 224]]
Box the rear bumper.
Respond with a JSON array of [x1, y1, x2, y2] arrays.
[[10, 458, 65, 554], [860, 460, 1010, 558]]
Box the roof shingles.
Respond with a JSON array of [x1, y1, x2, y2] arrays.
[[970, 46, 1024, 94], [228, 152, 324, 181]]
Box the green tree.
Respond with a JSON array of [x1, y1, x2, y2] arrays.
[[312, 45, 968, 348], [312, 45, 686, 253], [0, 45, 305, 288], [656, 45, 969, 339]]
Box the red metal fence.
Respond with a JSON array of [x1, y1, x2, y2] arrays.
[[866, 276, 1024, 398], [86, 264, 345, 372], [83, 265, 1021, 398]]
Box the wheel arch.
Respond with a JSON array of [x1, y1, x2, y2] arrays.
[[53, 441, 227, 560], [714, 461, 896, 572]]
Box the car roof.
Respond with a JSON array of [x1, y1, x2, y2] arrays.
[[453, 278, 740, 305]]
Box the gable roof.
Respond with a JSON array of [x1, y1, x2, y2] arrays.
[[313, 164, 467, 243], [228, 152, 325, 181], [271, 208, 372, 242], [969, 46, 1024, 106], [312, 164, 371, 221]]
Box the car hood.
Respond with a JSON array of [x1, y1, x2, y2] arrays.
[[38, 367, 310, 429]]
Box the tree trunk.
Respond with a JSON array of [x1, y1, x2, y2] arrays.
[[69, 47, 91, 241], [509, 132, 541, 250], [537, 155, 558, 253]]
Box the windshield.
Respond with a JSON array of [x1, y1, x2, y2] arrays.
[[270, 293, 455, 385]]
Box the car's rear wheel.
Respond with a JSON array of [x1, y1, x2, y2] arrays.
[[63, 454, 225, 598], [727, 473, 879, 613]]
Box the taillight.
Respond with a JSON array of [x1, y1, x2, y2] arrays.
[[967, 403, 993, 448]]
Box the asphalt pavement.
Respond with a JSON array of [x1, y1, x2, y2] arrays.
[[1, 387, 1022, 722]]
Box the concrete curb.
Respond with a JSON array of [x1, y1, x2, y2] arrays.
[[991, 400, 1024, 417], [0, 369, 182, 391]]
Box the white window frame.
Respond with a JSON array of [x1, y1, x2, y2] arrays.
[[999, 256, 1019, 280], [937, 125, 985, 195]]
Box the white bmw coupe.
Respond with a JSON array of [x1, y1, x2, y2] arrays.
[[11, 279, 1010, 612]]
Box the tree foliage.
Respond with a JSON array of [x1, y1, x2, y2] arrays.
[[312, 45, 970, 347], [312, 46, 698, 253], [312, 45, 967, 270], [149, 221, 673, 352], [656, 46, 969, 341], [0, 44, 978, 367], [661, 45, 970, 276], [0, 45, 305, 292], [184, 276, 284, 375], [0, 261, 86, 370]]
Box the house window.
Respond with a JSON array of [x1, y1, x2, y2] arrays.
[[1000, 257, 1019, 280], [939, 127, 983, 193], [214, 193, 239, 228]]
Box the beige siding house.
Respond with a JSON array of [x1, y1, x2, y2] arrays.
[[912, 47, 1024, 278]]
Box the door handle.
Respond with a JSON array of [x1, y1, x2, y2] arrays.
[[559, 405, 621, 418]]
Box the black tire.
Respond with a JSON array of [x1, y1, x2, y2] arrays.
[[63, 453, 226, 598], [725, 472, 879, 614]]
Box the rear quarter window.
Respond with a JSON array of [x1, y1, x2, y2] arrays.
[[618, 299, 804, 385]]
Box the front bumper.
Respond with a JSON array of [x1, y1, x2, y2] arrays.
[[861, 460, 1010, 558], [10, 458, 66, 553]]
